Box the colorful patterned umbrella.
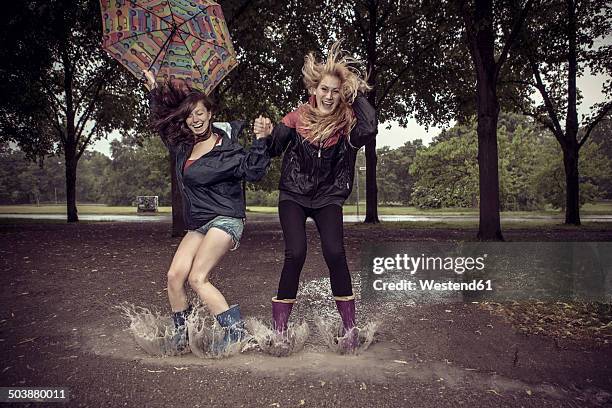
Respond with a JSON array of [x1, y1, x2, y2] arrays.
[[100, 0, 238, 94]]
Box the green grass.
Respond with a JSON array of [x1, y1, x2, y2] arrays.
[[352, 220, 612, 230], [1, 201, 610, 216], [0, 204, 172, 215], [581, 201, 612, 214]]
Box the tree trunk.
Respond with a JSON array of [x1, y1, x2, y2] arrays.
[[476, 92, 503, 240], [563, 0, 580, 226], [464, 0, 504, 241], [563, 144, 581, 225], [170, 152, 186, 237], [65, 146, 78, 223], [364, 0, 379, 224], [364, 139, 379, 223]]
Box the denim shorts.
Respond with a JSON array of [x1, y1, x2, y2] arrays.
[[193, 216, 245, 251]]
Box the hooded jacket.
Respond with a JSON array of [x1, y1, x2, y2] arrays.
[[267, 95, 377, 208]]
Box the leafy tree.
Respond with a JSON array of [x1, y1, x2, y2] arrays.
[[336, 0, 468, 222], [216, 1, 467, 222], [497, 120, 543, 210], [103, 135, 171, 206], [77, 151, 112, 203], [377, 140, 424, 205], [410, 122, 480, 208], [589, 118, 612, 198], [409, 113, 575, 211], [533, 137, 611, 209], [0, 0, 143, 222], [457, 0, 534, 240], [511, 0, 612, 224]]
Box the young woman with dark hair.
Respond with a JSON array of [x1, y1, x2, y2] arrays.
[[145, 70, 270, 354]]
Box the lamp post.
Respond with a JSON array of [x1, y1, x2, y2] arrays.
[[355, 165, 366, 221], [56, 161, 62, 205]]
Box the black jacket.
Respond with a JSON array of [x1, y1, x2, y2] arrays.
[[267, 96, 377, 208], [169, 122, 270, 230]]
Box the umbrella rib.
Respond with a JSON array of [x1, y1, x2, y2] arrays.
[[104, 4, 229, 54], [165, 0, 181, 28], [176, 30, 207, 90], [176, 27, 229, 50], [104, 28, 172, 49], [176, 6, 211, 30], [149, 28, 177, 72], [173, 5, 231, 50], [131, 1, 174, 26]]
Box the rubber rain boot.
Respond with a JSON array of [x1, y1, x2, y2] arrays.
[[214, 304, 246, 355], [334, 296, 359, 353], [169, 304, 193, 353], [272, 297, 295, 334]]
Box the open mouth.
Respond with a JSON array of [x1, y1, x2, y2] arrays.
[[321, 100, 335, 109]]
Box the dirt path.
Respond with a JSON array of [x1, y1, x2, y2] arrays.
[[1, 221, 611, 407]]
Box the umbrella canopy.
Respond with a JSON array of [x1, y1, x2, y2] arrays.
[[100, 0, 238, 94]]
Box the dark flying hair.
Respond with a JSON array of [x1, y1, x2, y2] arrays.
[[150, 81, 217, 147]]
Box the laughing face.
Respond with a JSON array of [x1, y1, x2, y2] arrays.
[[313, 74, 341, 115], [185, 101, 211, 136]]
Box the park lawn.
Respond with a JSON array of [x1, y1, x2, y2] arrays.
[[0, 202, 610, 216], [0, 204, 172, 215], [351, 220, 612, 230]]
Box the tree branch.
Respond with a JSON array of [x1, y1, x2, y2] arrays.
[[75, 68, 113, 139], [580, 101, 612, 148], [527, 53, 565, 143], [76, 122, 99, 161], [352, 3, 369, 41], [38, 79, 67, 117], [226, 0, 253, 27], [378, 31, 448, 106], [495, 0, 533, 80]]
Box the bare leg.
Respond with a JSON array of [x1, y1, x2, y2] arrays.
[[166, 231, 204, 312], [187, 228, 234, 316]]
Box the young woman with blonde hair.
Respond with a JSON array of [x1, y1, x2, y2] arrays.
[[254, 42, 377, 352]]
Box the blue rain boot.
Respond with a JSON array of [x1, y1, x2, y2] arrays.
[[213, 304, 246, 354], [169, 304, 193, 353]]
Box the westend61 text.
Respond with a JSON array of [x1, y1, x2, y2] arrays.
[[372, 279, 493, 291]]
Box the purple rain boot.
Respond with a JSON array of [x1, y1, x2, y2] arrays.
[[335, 296, 359, 353], [272, 297, 295, 334]]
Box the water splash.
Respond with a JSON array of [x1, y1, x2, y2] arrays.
[[118, 303, 187, 357], [119, 303, 251, 358], [186, 303, 253, 358], [314, 316, 379, 355], [247, 318, 309, 357]]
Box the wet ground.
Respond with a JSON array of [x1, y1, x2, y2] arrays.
[[2, 212, 612, 223], [1, 221, 611, 407]]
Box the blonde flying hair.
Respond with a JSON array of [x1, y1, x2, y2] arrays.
[[300, 41, 371, 144]]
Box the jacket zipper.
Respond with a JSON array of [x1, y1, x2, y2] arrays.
[[311, 142, 322, 199], [178, 147, 194, 227]]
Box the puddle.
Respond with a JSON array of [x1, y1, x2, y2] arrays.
[[314, 317, 379, 355], [247, 318, 309, 357], [118, 303, 250, 358]]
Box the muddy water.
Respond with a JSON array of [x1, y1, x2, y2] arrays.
[[120, 303, 253, 358], [119, 274, 386, 358]]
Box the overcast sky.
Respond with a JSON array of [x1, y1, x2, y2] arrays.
[[90, 71, 609, 157]]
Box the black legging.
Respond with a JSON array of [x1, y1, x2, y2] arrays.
[[276, 200, 353, 300]]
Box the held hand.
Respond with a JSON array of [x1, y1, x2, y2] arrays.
[[253, 115, 273, 139], [143, 69, 157, 90]]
